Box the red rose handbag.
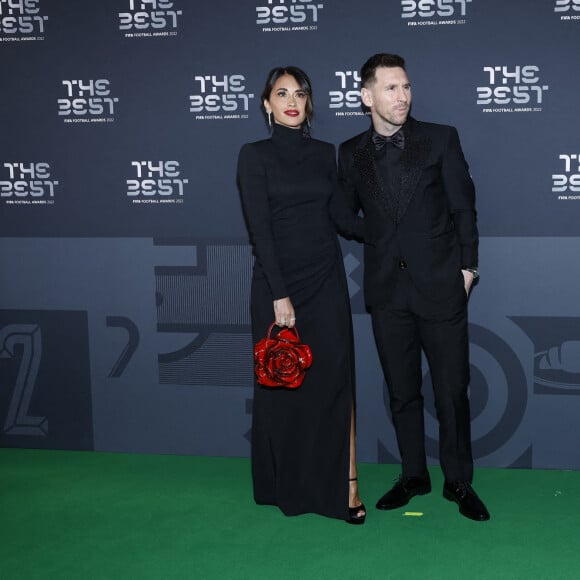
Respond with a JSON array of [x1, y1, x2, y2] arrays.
[[254, 322, 313, 388]]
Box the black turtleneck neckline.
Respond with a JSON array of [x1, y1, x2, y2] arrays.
[[271, 122, 308, 146]]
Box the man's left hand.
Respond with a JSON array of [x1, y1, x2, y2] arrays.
[[461, 269, 475, 296]]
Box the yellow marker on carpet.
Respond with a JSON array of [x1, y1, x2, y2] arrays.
[[403, 512, 423, 517]]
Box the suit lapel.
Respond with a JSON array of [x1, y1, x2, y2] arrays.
[[397, 118, 432, 222], [353, 131, 398, 222]]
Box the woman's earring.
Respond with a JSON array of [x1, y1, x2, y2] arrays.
[[307, 116, 311, 129], [267, 111, 272, 130]]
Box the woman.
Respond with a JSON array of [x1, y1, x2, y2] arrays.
[[237, 66, 366, 524]]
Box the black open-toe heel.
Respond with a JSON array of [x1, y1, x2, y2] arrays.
[[347, 477, 366, 525]]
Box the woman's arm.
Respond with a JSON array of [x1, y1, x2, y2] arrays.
[[237, 143, 295, 327]]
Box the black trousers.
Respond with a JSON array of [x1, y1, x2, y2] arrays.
[[371, 268, 474, 483]]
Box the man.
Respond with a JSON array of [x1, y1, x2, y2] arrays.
[[338, 53, 489, 521]]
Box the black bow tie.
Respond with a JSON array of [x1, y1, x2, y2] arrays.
[[372, 130, 405, 151]]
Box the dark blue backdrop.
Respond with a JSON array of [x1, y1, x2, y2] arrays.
[[1, 0, 579, 469]]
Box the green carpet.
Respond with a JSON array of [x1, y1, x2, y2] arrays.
[[0, 449, 578, 579]]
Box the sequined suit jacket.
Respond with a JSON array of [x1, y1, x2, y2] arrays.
[[338, 117, 479, 307]]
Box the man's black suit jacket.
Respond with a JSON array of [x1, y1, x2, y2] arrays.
[[338, 116, 479, 308]]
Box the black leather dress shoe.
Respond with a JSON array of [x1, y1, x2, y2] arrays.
[[443, 481, 490, 521], [376, 475, 432, 510]]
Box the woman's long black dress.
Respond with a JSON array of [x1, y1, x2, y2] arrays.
[[237, 124, 357, 520]]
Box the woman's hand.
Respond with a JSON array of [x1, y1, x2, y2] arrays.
[[273, 297, 296, 328]]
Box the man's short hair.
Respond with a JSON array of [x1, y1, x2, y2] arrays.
[[361, 54, 406, 88]]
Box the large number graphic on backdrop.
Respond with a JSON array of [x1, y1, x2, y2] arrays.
[[0, 310, 93, 450], [0, 324, 46, 437]]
